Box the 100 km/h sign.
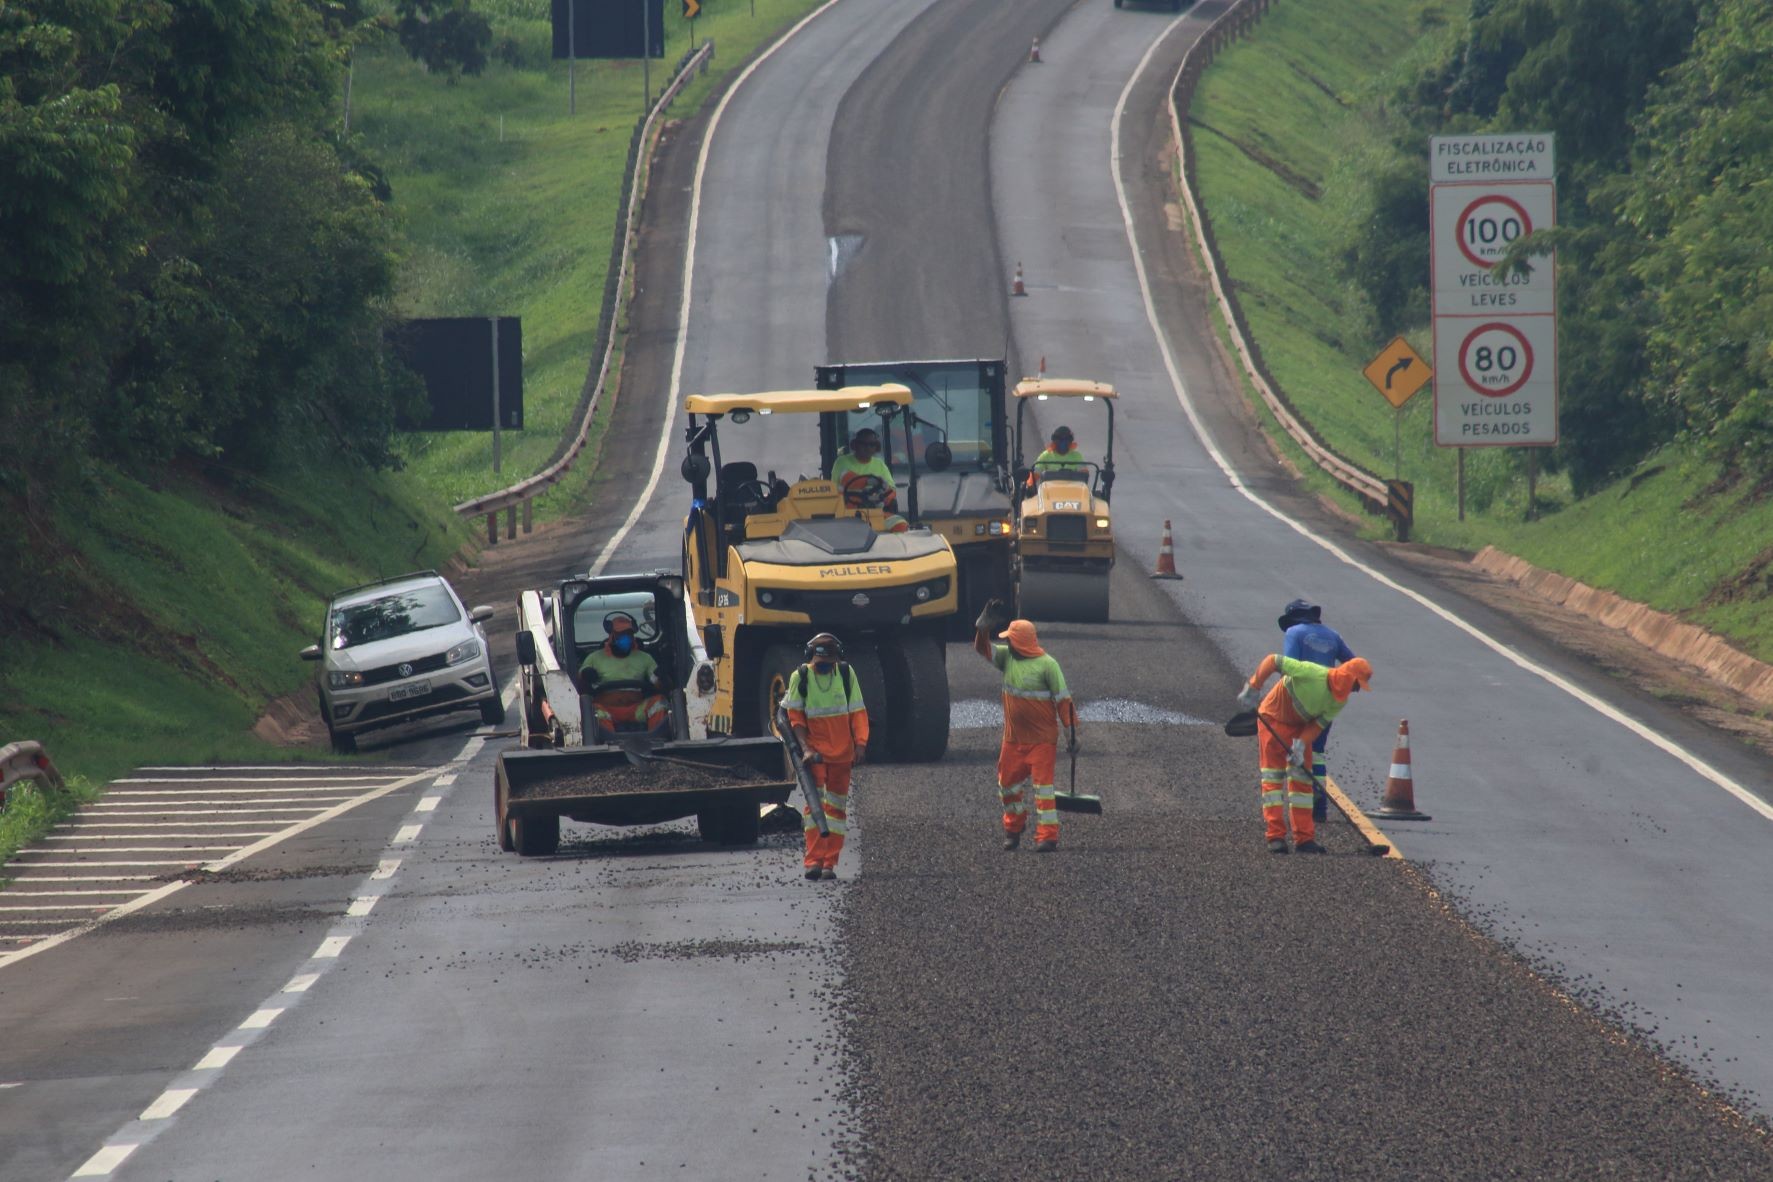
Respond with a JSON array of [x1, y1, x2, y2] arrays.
[[1434, 317, 1558, 445], [1431, 182, 1555, 315]]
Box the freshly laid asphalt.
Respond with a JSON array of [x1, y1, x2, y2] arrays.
[[3, 0, 1771, 1179]]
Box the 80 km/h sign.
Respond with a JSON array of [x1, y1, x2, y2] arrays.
[[1431, 182, 1555, 316], [1434, 316, 1557, 445]]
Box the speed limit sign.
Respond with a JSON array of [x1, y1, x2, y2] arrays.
[[1434, 317, 1557, 445], [1431, 182, 1555, 315]]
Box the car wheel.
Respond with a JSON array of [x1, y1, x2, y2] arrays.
[[480, 693, 507, 726], [328, 722, 357, 755]]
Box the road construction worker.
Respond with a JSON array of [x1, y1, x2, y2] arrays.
[[783, 632, 868, 881], [1278, 598, 1357, 824], [578, 612, 669, 742], [1238, 651, 1373, 853], [830, 427, 907, 531], [973, 600, 1076, 853], [1031, 425, 1086, 475]]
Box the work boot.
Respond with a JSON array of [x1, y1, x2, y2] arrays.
[[1002, 831, 1021, 851], [1295, 839, 1325, 854], [1034, 839, 1058, 853], [1267, 838, 1290, 854], [804, 866, 822, 880], [820, 867, 837, 880]]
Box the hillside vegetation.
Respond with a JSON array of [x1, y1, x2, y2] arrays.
[[1190, 0, 1773, 661]]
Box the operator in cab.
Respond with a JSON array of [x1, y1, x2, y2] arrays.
[[830, 427, 908, 532], [578, 612, 669, 742], [1032, 425, 1086, 477]]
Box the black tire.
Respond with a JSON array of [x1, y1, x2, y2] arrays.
[[882, 633, 950, 763], [755, 643, 805, 737], [327, 722, 357, 755], [511, 812, 559, 856], [480, 691, 507, 726], [844, 646, 890, 760], [699, 802, 761, 846]]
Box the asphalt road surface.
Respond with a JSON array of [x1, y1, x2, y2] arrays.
[[3, 1, 1771, 1179]]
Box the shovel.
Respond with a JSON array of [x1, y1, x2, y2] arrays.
[[614, 733, 735, 774], [1053, 723, 1102, 814], [1224, 708, 1389, 856]]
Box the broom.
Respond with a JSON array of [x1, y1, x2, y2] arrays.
[[1053, 722, 1102, 814]]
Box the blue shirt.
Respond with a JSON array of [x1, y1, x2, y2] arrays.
[[1283, 621, 1354, 669]]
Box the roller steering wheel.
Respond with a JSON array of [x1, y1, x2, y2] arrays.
[[842, 474, 893, 509], [729, 479, 774, 512]]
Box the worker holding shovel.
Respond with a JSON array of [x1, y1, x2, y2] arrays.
[[973, 600, 1077, 853], [1237, 652, 1373, 854]]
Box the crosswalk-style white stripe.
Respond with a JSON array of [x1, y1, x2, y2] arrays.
[[106, 787, 368, 796], [111, 776, 409, 785]]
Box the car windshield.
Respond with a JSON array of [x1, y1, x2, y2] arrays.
[[329, 584, 460, 650]]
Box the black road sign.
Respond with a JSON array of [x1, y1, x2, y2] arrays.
[[552, 0, 666, 59], [391, 317, 524, 432]]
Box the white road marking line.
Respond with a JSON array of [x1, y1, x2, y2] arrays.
[[4, 875, 158, 882], [193, 1046, 241, 1070], [112, 776, 408, 785], [0, 919, 77, 926], [0, 905, 119, 913], [88, 805, 339, 813], [415, 797, 440, 812], [346, 896, 378, 917], [585, 0, 845, 578], [370, 858, 401, 880], [1, 765, 441, 972], [108, 787, 367, 796], [457, 737, 485, 762], [60, 820, 296, 828], [31, 839, 253, 847], [5, 890, 148, 897], [239, 1008, 283, 1030], [0, 1081, 21, 1087], [283, 973, 321, 993], [133, 765, 428, 773], [394, 824, 422, 844], [433, 772, 457, 786], [313, 935, 351, 959], [139, 1088, 197, 1121], [5, 860, 199, 868], [71, 1143, 137, 1176], [1114, 27, 1773, 824]]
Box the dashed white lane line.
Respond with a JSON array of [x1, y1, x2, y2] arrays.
[[283, 973, 321, 994], [433, 772, 457, 787], [346, 896, 378, 917], [71, 1144, 136, 1177], [193, 1046, 241, 1071], [393, 824, 423, 844], [139, 1089, 197, 1121], [238, 1008, 283, 1031], [370, 858, 401, 880], [313, 935, 352, 959], [6, 876, 158, 883], [415, 797, 440, 812]]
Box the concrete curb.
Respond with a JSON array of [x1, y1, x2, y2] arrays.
[[1472, 545, 1773, 710]]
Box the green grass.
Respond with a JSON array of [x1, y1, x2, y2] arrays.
[[0, 461, 468, 790], [355, 0, 831, 515], [0, 776, 101, 877], [1188, 0, 1773, 663]]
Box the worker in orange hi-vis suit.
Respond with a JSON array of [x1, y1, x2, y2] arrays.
[[1237, 653, 1374, 854], [972, 601, 1076, 853], [783, 632, 868, 881]]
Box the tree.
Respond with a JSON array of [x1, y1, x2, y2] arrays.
[[396, 0, 491, 79]]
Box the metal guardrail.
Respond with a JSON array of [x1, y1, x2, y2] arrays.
[[1166, 0, 1394, 521], [455, 40, 717, 545], [0, 740, 65, 808]]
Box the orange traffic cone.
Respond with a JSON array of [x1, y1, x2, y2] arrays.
[[1011, 262, 1027, 297], [1030, 37, 1042, 63], [1375, 719, 1432, 820], [1151, 519, 1183, 580]]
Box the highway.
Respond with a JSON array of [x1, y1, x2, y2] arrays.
[[2, 0, 1770, 1178]]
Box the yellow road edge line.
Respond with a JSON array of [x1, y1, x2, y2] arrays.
[[1324, 775, 1401, 859]]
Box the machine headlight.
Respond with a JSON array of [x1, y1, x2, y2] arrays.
[[445, 638, 481, 666], [759, 589, 776, 606], [1096, 518, 1110, 529], [327, 671, 363, 689], [914, 586, 931, 602], [988, 521, 1006, 536]]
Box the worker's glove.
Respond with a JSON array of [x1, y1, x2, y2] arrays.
[[1066, 731, 1080, 755], [800, 750, 823, 767], [1236, 684, 1259, 710], [853, 743, 866, 766], [974, 597, 1006, 634], [1289, 739, 1308, 773]]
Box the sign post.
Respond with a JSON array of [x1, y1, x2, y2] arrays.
[[1430, 134, 1558, 499]]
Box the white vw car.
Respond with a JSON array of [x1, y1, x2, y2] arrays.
[[302, 571, 504, 753]]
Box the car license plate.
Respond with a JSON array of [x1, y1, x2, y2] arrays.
[[389, 680, 431, 703]]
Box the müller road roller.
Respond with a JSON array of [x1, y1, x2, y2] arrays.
[[679, 385, 959, 762], [1012, 377, 1118, 622]]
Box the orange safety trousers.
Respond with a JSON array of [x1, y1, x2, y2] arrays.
[[1258, 710, 1322, 845], [997, 741, 1059, 844], [802, 761, 851, 871]]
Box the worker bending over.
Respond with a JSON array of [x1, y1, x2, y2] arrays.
[[1278, 598, 1358, 824], [1238, 652, 1372, 853], [783, 632, 868, 881], [974, 600, 1076, 853], [830, 427, 907, 531], [579, 612, 669, 742]]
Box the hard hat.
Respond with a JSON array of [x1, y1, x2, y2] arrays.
[[1277, 598, 1321, 630], [804, 632, 844, 661]]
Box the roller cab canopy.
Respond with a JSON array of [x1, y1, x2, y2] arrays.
[[684, 385, 914, 417], [1012, 378, 1118, 401]]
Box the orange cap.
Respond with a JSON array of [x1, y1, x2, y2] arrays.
[[1327, 656, 1373, 699], [997, 619, 1045, 658]]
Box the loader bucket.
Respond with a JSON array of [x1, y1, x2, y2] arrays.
[[497, 736, 793, 829]]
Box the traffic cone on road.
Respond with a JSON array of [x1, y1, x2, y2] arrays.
[[1375, 719, 1432, 820], [1151, 520, 1183, 580], [1030, 37, 1042, 63], [1011, 262, 1027, 297]]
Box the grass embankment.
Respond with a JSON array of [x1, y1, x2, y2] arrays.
[[1188, 0, 1773, 662], [356, 0, 830, 514], [0, 461, 467, 861]]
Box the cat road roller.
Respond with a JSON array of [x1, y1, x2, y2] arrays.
[[1012, 377, 1118, 622], [679, 385, 958, 763]]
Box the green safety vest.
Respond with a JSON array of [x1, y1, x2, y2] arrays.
[[580, 647, 658, 686], [1277, 654, 1346, 727], [783, 663, 862, 718], [1033, 447, 1085, 471], [993, 646, 1069, 701], [831, 452, 896, 488]]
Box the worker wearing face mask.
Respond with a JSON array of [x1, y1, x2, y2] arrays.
[[579, 612, 669, 742], [783, 632, 868, 880]]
